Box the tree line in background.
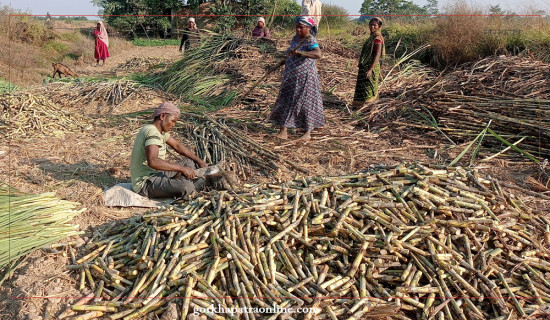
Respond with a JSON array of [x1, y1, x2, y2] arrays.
[[90, 0, 350, 37], [90, 0, 548, 38], [361, 0, 439, 16], [91, 0, 296, 37]]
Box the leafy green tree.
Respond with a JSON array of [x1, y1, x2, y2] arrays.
[[423, 0, 438, 15], [211, 2, 237, 34], [360, 0, 427, 16], [271, 0, 301, 27], [489, 4, 504, 15], [91, 0, 184, 36], [323, 4, 349, 29], [210, 0, 274, 34]]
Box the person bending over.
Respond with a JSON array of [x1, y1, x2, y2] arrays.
[[130, 102, 208, 198]]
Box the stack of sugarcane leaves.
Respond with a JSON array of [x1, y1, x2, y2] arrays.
[[66, 163, 550, 320], [146, 35, 246, 99], [144, 34, 280, 107], [176, 112, 289, 179], [0, 91, 90, 138]]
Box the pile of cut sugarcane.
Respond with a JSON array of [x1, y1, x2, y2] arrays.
[[0, 92, 90, 138], [65, 163, 549, 320], [368, 56, 550, 159]]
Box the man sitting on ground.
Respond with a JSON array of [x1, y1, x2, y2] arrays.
[[130, 102, 208, 198]]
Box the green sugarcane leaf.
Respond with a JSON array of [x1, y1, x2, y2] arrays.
[[450, 127, 488, 167], [470, 120, 492, 166], [487, 128, 539, 163]]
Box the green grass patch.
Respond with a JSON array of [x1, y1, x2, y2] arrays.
[[132, 38, 180, 47], [64, 52, 80, 60], [44, 40, 70, 53], [0, 79, 18, 93], [60, 32, 79, 42]]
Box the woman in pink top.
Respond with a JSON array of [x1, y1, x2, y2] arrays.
[[252, 17, 270, 38], [94, 21, 110, 66]]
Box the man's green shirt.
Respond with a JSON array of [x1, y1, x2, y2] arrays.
[[130, 124, 170, 192]]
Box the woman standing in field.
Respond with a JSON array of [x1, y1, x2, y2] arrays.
[[179, 18, 200, 53], [269, 16, 324, 142], [352, 17, 385, 106], [94, 21, 110, 66]]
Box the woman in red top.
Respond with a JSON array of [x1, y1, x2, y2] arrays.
[[94, 21, 110, 66]]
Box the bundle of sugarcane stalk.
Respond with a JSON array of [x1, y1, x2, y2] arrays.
[[0, 92, 90, 139], [66, 163, 549, 320], [43, 79, 145, 114], [114, 57, 167, 73], [439, 56, 548, 99], [428, 93, 550, 158], [176, 112, 281, 180], [318, 39, 359, 59], [0, 184, 85, 277]]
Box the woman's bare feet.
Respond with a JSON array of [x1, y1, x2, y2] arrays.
[[275, 128, 288, 140], [297, 130, 312, 142]]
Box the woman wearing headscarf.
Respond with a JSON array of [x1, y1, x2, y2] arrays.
[[269, 16, 324, 142], [94, 21, 110, 66], [352, 17, 385, 106], [252, 17, 270, 39], [179, 17, 200, 53]]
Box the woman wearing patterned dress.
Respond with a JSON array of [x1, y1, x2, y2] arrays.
[[352, 17, 385, 106], [269, 16, 324, 142]]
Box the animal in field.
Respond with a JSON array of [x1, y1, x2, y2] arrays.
[[52, 63, 78, 78]]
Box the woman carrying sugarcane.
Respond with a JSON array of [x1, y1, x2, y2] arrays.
[[94, 21, 110, 66], [269, 16, 324, 142], [352, 17, 385, 106]]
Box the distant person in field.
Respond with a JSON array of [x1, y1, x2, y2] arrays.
[[301, 0, 322, 36], [353, 17, 385, 106], [94, 21, 110, 66], [269, 16, 324, 142], [45, 12, 53, 30], [179, 18, 200, 53], [130, 102, 209, 199], [252, 17, 270, 39]]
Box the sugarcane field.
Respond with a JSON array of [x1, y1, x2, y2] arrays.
[[1, 3, 550, 320]]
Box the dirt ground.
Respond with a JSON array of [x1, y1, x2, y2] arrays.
[[1, 37, 548, 320]]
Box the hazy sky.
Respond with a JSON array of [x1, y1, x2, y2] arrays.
[[3, 0, 548, 17]]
